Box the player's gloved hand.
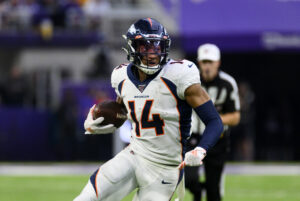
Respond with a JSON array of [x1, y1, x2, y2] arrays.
[[179, 147, 206, 168], [84, 105, 117, 134]]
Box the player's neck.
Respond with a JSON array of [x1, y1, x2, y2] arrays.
[[201, 71, 219, 83], [138, 69, 148, 82]]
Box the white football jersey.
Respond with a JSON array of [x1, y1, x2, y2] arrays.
[[111, 59, 200, 166]]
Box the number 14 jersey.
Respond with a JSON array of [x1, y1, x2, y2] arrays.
[[111, 59, 201, 166]]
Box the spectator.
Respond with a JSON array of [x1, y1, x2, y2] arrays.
[[32, 0, 61, 28], [56, 89, 79, 160], [18, 0, 38, 30], [0, 0, 25, 30], [86, 45, 112, 79], [83, 0, 111, 30], [61, 0, 84, 29], [0, 66, 29, 107]]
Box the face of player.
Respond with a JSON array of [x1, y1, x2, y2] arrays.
[[198, 60, 220, 82], [138, 40, 162, 67]]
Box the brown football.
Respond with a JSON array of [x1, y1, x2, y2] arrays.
[[92, 100, 127, 128]]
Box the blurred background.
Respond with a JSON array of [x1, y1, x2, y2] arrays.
[[1, 0, 299, 163], [0, 0, 300, 200]]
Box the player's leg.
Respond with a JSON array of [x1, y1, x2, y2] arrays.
[[204, 137, 228, 201], [74, 180, 97, 201], [133, 157, 182, 201], [184, 166, 202, 201], [175, 175, 186, 201], [74, 147, 137, 201], [74, 174, 136, 201], [185, 132, 203, 201], [99, 174, 137, 201], [204, 158, 224, 201]]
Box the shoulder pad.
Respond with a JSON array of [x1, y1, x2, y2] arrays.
[[111, 63, 129, 91]]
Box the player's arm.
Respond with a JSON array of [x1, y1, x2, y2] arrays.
[[182, 83, 223, 167], [220, 111, 240, 126], [185, 83, 223, 150], [185, 83, 210, 107]]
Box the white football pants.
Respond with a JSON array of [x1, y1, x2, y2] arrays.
[[74, 145, 183, 201]]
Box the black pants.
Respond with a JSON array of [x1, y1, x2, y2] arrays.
[[185, 136, 229, 201]]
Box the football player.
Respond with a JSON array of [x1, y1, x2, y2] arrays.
[[74, 18, 223, 201]]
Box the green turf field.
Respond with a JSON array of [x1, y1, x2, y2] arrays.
[[0, 175, 299, 201]]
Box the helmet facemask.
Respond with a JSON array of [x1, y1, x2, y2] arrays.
[[131, 38, 167, 75], [124, 36, 169, 75]]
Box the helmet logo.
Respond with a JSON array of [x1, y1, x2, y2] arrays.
[[128, 24, 136, 34]]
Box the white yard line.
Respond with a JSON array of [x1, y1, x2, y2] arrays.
[[0, 163, 100, 176], [224, 164, 300, 175], [0, 163, 299, 176]]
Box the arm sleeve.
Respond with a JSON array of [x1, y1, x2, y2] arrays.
[[194, 100, 223, 151]]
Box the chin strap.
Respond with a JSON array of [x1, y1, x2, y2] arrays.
[[138, 61, 160, 75]]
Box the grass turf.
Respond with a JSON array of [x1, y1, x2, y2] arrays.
[[0, 175, 299, 201]]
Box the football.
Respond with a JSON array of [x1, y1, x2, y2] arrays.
[[92, 100, 127, 128]]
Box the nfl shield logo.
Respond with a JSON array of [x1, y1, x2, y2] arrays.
[[138, 84, 146, 92]]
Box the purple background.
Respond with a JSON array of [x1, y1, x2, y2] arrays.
[[0, 81, 115, 161], [159, 0, 300, 52]]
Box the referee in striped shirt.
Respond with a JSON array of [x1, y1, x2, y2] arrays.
[[185, 43, 241, 201]]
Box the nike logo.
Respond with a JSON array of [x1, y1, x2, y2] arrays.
[[188, 64, 193, 68], [161, 180, 172, 184]]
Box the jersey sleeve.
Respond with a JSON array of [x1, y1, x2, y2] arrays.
[[176, 61, 201, 100], [111, 64, 128, 97]]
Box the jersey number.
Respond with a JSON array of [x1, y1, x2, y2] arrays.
[[128, 100, 165, 137]]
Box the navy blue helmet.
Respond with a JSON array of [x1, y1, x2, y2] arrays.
[[123, 18, 171, 75]]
